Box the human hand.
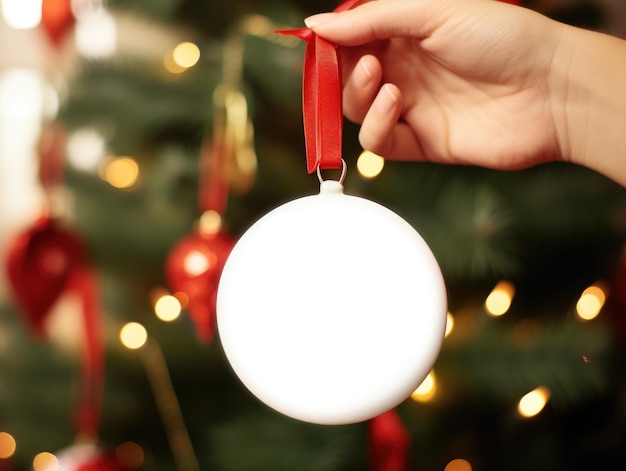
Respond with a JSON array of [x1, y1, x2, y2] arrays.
[[305, 0, 569, 171]]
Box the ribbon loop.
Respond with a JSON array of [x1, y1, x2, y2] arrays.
[[277, 0, 362, 173]]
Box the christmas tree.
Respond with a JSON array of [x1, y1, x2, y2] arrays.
[[0, 0, 625, 470]]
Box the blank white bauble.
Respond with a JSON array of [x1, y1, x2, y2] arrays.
[[217, 180, 447, 425]]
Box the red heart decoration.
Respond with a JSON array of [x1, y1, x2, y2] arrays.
[[165, 228, 234, 342], [5, 215, 87, 336]]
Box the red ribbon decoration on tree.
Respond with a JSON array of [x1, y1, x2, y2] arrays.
[[369, 410, 411, 471], [276, 0, 362, 173], [4, 123, 104, 438]]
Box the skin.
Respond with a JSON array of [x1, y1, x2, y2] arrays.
[[305, 0, 626, 186]]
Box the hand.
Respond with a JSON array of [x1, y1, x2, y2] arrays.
[[306, 0, 568, 171]]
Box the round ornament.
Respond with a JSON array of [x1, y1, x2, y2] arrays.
[[5, 215, 87, 336], [217, 179, 447, 425], [165, 227, 234, 342]]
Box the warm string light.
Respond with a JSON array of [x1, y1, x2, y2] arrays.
[[576, 283, 607, 320], [517, 386, 550, 418], [484, 281, 515, 317], [445, 312, 455, 338], [0, 432, 16, 459], [173, 42, 200, 68], [409, 313, 454, 404], [411, 370, 437, 402], [164, 42, 201, 74], [119, 322, 148, 350], [99, 155, 139, 189], [33, 451, 57, 471], [445, 458, 473, 471], [154, 294, 182, 322], [356, 150, 384, 179], [199, 209, 222, 235]]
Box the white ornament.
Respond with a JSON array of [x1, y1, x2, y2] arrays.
[[217, 177, 447, 425]]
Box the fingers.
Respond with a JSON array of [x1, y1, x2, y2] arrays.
[[358, 83, 424, 161], [305, 0, 440, 46], [342, 54, 382, 123]]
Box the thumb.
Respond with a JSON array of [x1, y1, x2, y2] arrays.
[[304, 0, 442, 46]]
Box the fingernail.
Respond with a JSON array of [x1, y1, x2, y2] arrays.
[[304, 13, 337, 28], [375, 84, 399, 115], [354, 56, 374, 88]]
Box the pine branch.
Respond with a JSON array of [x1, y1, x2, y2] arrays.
[[438, 313, 614, 408]]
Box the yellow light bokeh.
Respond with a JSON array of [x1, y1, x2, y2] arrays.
[[356, 150, 385, 179], [33, 452, 58, 471], [199, 210, 222, 235], [444, 312, 455, 338], [101, 156, 139, 189], [163, 51, 187, 74], [445, 458, 472, 471], [154, 295, 182, 322], [518, 386, 550, 418], [172, 42, 200, 69], [576, 284, 607, 320], [120, 322, 148, 350], [0, 432, 16, 459], [411, 370, 436, 402], [485, 281, 515, 317]]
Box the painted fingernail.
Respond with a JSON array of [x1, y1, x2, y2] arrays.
[[375, 84, 399, 115], [304, 13, 337, 28]]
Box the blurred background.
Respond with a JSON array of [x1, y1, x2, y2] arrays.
[[1, 0, 626, 470]]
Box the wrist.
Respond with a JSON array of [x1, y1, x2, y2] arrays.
[[547, 22, 581, 166], [552, 24, 626, 185]]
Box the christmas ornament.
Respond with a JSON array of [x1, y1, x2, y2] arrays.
[[217, 175, 446, 424], [217, 0, 446, 426], [5, 123, 73, 336], [165, 224, 234, 341], [41, 0, 75, 48], [5, 215, 84, 335], [164, 84, 239, 342], [4, 123, 105, 437]]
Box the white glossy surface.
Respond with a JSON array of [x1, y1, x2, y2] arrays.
[[217, 181, 447, 424]]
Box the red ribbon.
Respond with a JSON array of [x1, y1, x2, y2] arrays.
[[4, 217, 104, 437], [71, 266, 105, 436], [277, 0, 361, 173], [6, 121, 104, 438], [369, 410, 410, 471], [199, 135, 229, 216]]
